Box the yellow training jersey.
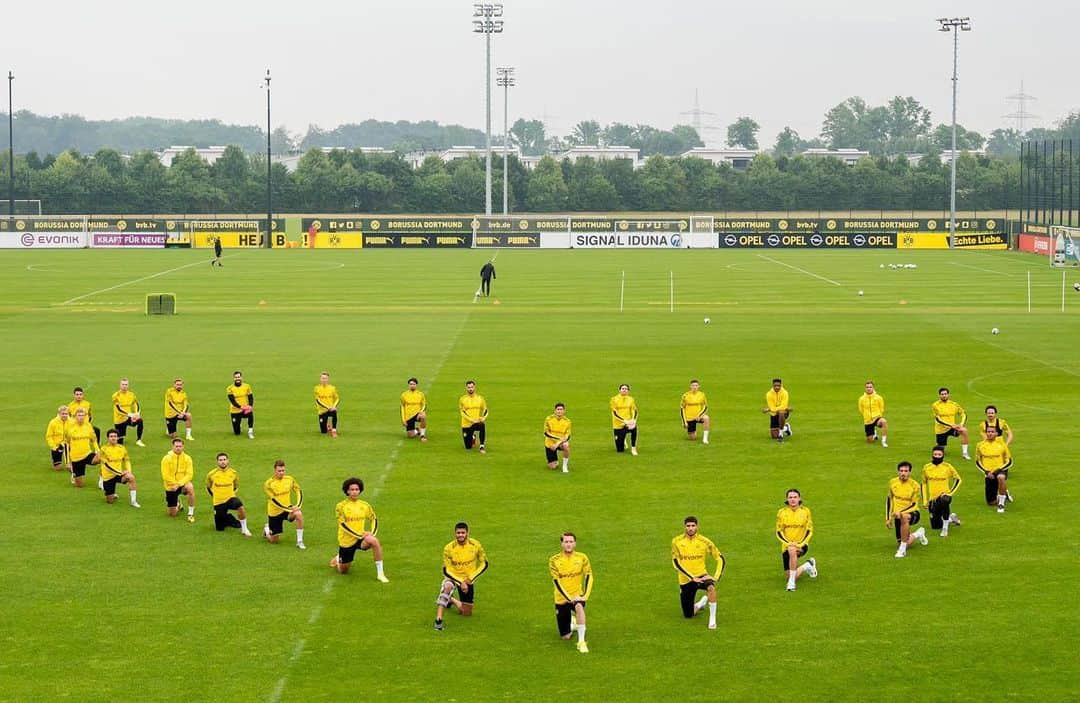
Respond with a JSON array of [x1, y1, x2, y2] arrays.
[[610, 394, 638, 429], [680, 390, 708, 422], [160, 451, 194, 489], [227, 382, 253, 414], [264, 475, 303, 516], [66, 421, 99, 462], [442, 538, 489, 583], [206, 467, 239, 506], [543, 414, 572, 449], [400, 389, 427, 424], [858, 393, 885, 424], [45, 416, 71, 450], [932, 400, 966, 432], [315, 384, 340, 414], [671, 533, 724, 585], [921, 462, 962, 503], [979, 417, 1012, 438], [164, 388, 189, 419], [99, 443, 131, 480], [68, 398, 94, 424], [548, 551, 593, 605], [976, 438, 1013, 474], [459, 393, 489, 428], [766, 387, 790, 415], [775, 505, 814, 549], [111, 390, 140, 424], [335, 498, 378, 548], [886, 478, 921, 520]]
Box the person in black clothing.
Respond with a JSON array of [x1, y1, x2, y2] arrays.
[[212, 236, 223, 267], [480, 261, 495, 296]]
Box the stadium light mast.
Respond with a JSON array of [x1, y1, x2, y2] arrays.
[[937, 17, 972, 248], [7, 71, 13, 219], [264, 69, 272, 249], [473, 3, 504, 216], [496, 66, 515, 215]]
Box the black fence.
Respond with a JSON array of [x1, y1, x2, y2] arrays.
[[1021, 139, 1078, 228]]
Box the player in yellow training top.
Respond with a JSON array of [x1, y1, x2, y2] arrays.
[[976, 424, 1014, 513], [45, 405, 71, 470], [543, 402, 572, 472], [858, 380, 888, 447], [434, 522, 489, 631], [776, 489, 817, 591], [66, 407, 101, 488], [548, 532, 593, 653], [227, 371, 255, 438], [206, 452, 251, 536], [887, 461, 928, 558], [69, 386, 100, 442], [763, 378, 792, 442], [921, 445, 962, 537], [680, 379, 710, 444], [262, 459, 305, 549], [330, 477, 389, 582], [671, 516, 725, 629], [979, 404, 1014, 445], [610, 383, 639, 455], [400, 377, 428, 441], [314, 372, 340, 437], [931, 387, 969, 460], [99, 428, 140, 507], [459, 380, 488, 454], [164, 378, 194, 441], [160, 438, 196, 522], [111, 377, 145, 447]]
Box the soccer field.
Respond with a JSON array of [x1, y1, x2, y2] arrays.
[[2, 247, 1077, 702]]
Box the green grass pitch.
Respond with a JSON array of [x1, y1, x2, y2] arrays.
[[1, 247, 1077, 702]]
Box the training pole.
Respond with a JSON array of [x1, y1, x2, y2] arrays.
[[620, 271, 625, 312], [1027, 271, 1031, 313], [1063, 269, 1067, 313], [669, 271, 674, 313]]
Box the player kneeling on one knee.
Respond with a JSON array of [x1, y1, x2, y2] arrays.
[[330, 477, 388, 582], [434, 522, 489, 630], [776, 489, 817, 591], [887, 462, 928, 558]]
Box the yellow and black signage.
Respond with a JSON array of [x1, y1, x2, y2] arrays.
[[474, 233, 540, 248], [191, 232, 266, 248], [363, 233, 471, 248], [474, 217, 569, 233], [953, 232, 1009, 249], [366, 217, 471, 234], [718, 232, 897, 249], [713, 217, 999, 234], [569, 218, 615, 232], [615, 219, 690, 233]]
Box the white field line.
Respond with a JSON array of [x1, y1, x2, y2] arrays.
[[756, 254, 842, 286], [964, 367, 1058, 413], [978, 338, 1079, 379], [949, 261, 1016, 277], [60, 254, 240, 305], [268, 303, 473, 703]]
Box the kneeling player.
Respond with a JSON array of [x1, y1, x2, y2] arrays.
[[161, 438, 196, 522], [400, 377, 428, 441], [680, 380, 710, 444], [314, 372, 340, 437], [99, 429, 140, 507], [45, 405, 71, 471], [330, 477, 389, 582], [858, 380, 888, 447], [112, 377, 145, 447], [263, 459, 305, 549], [976, 424, 1013, 513], [887, 462, 928, 558], [921, 446, 962, 536], [671, 516, 724, 629], [435, 522, 489, 630], [206, 452, 251, 535], [764, 378, 792, 441], [67, 407, 101, 488], [544, 403, 572, 472], [459, 381, 488, 454], [549, 532, 592, 653], [776, 489, 817, 591]]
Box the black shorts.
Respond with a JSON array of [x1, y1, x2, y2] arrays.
[[936, 428, 960, 445], [405, 414, 420, 432], [545, 447, 559, 463], [165, 488, 184, 508], [893, 511, 921, 540], [781, 545, 808, 570], [215, 496, 244, 512], [685, 420, 698, 434], [679, 579, 714, 617], [864, 420, 881, 437], [50, 447, 65, 466], [268, 511, 296, 535], [338, 541, 369, 564], [770, 414, 783, 429], [166, 416, 180, 434], [102, 475, 125, 496], [71, 454, 97, 478], [455, 582, 476, 604], [555, 601, 585, 637]]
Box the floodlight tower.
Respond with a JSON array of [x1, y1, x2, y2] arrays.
[[7, 71, 13, 219], [264, 69, 272, 249], [496, 66, 515, 215], [937, 17, 972, 247], [473, 3, 504, 216]]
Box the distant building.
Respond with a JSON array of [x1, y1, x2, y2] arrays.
[[939, 147, 986, 166], [800, 148, 871, 166], [680, 147, 758, 171], [157, 146, 228, 167], [556, 145, 640, 167], [274, 146, 395, 173]]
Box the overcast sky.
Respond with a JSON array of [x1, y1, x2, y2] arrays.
[[4, 1, 1074, 147]]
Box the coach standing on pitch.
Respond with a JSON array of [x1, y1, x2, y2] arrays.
[[480, 260, 496, 297]]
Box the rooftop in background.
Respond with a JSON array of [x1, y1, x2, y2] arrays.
[[681, 147, 758, 170]]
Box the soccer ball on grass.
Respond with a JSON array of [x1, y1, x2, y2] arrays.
[[703, 317, 711, 325]]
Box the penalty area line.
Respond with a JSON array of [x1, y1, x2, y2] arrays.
[[756, 254, 842, 286], [59, 253, 242, 305]]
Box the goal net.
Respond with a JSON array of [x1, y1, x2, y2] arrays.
[[1050, 226, 1080, 267]]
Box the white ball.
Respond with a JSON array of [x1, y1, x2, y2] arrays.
[[703, 317, 711, 325], [858, 290, 864, 296], [991, 327, 1000, 335], [1073, 282, 1080, 291], [879, 264, 884, 268]]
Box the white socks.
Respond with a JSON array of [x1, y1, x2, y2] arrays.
[[419, 428, 426, 437], [562, 458, 569, 472], [576, 624, 586, 643], [296, 529, 305, 543], [702, 430, 710, 443], [240, 518, 248, 531], [708, 602, 717, 627], [187, 506, 195, 517], [375, 560, 385, 578], [694, 595, 708, 612]]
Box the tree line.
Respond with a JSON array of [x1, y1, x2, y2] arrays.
[[1, 144, 1040, 215]]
